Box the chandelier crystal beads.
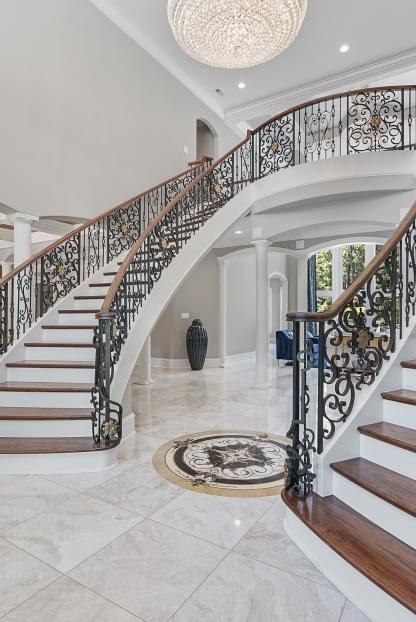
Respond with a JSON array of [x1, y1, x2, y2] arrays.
[[167, 0, 308, 69]]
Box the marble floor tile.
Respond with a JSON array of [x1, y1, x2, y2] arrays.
[[0, 538, 59, 618], [234, 515, 333, 588], [4, 493, 142, 572], [42, 456, 140, 492], [0, 475, 76, 531], [69, 519, 227, 622], [151, 491, 275, 549], [170, 552, 346, 622], [88, 461, 184, 517], [117, 433, 167, 463], [340, 600, 371, 622], [0, 474, 23, 488], [1, 576, 142, 622]]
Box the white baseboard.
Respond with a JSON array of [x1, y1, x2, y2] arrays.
[[151, 351, 255, 369]]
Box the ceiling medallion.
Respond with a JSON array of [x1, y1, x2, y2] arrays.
[[167, 0, 308, 69]]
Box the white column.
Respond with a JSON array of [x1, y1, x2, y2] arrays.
[[331, 246, 343, 302], [136, 335, 154, 385], [365, 243, 376, 266], [217, 258, 227, 367], [9, 213, 39, 266], [253, 239, 271, 388], [296, 254, 309, 311]]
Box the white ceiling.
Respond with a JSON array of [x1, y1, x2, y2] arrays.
[[91, 0, 416, 130]]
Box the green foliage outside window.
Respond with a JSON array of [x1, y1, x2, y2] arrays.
[[343, 244, 365, 289], [316, 249, 332, 291]]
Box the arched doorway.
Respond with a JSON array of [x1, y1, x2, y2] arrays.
[[196, 119, 217, 160], [269, 272, 288, 341]]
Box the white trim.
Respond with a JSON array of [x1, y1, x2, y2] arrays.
[[151, 357, 220, 369], [151, 351, 255, 369], [226, 49, 416, 126], [89, 0, 224, 119]]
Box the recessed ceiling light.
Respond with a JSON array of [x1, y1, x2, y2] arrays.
[[238, 82, 246, 89], [340, 44, 350, 53], [235, 230, 243, 235]]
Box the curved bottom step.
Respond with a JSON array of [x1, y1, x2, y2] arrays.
[[282, 490, 416, 622], [0, 413, 136, 474]]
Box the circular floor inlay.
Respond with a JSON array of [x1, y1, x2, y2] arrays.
[[153, 430, 290, 497]]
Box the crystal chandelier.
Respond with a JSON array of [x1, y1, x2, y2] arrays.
[[167, 0, 308, 69]]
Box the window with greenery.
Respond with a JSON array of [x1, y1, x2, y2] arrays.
[[315, 249, 332, 312], [343, 244, 365, 289]]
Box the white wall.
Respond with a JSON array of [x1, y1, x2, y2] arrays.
[[0, 0, 238, 220]]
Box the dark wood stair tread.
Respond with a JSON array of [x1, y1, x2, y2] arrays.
[[90, 283, 112, 287], [330, 458, 416, 516], [382, 389, 416, 405], [0, 382, 93, 393], [74, 295, 105, 300], [0, 408, 92, 421], [24, 342, 94, 348], [282, 490, 416, 614], [0, 437, 115, 454], [6, 360, 94, 369], [358, 422, 416, 453], [59, 309, 100, 314], [42, 325, 97, 330], [401, 359, 416, 369]]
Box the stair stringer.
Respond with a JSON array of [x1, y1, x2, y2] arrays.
[[314, 318, 416, 498], [109, 185, 254, 405]]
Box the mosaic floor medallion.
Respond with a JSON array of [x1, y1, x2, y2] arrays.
[[153, 430, 290, 497]]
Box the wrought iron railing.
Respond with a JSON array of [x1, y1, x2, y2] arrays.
[[285, 205, 416, 497], [0, 158, 211, 355], [93, 86, 416, 446]]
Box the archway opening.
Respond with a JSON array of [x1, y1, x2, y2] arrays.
[[196, 119, 216, 160]]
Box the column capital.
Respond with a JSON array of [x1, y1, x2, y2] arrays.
[[217, 256, 228, 266], [8, 212, 39, 225], [251, 239, 271, 247]]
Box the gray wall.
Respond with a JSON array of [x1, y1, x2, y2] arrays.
[[151, 249, 221, 360], [152, 248, 295, 360], [0, 0, 238, 220]]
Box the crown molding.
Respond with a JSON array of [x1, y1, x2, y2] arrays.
[[225, 49, 416, 127], [89, 0, 225, 120]]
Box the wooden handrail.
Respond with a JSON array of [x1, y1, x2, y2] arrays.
[[98, 84, 416, 317], [0, 160, 206, 288], [287, 201, 416, 322]]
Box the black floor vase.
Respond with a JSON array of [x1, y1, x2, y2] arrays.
[[186, 319, 208, 370]]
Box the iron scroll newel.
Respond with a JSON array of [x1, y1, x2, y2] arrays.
[[0, 87, 415, 451]]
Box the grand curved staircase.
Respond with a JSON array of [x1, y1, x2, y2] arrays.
[[0, 86, 415, 620]]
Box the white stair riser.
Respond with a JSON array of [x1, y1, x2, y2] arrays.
[[7, 367, 95, 384], [0, 392, 92, 408], [0, 447, 118, 474], [383, 399, 416, 429], [0, 418, 92, 437], [360, 435, 416, 480], [88, 286, 109, 296], [42, 329, 95, 342], [59, 312, 99, 325], [401, 368, 416, 390], [24, 347, 95, 362], [74, 298, 104, 310], [332, 471, 416, 549]]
